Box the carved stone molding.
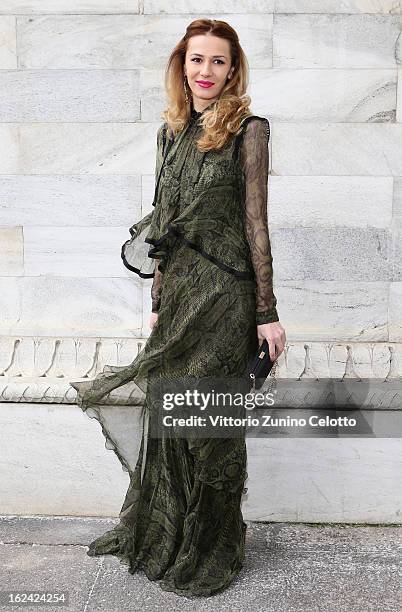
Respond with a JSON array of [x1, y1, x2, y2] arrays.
[[0, 335, 402, 407]]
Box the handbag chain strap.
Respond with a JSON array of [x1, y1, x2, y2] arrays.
[[265, 359, 278, 394]]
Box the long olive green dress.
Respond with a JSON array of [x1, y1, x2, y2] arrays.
[[70, 99, 279, 598]]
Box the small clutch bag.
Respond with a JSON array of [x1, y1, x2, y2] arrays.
[[245, 339, 277, 392]]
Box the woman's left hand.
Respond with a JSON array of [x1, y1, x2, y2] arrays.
[[257, 321, 286, 361]]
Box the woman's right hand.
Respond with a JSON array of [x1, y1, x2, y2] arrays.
[[150, 312, 159, 330]]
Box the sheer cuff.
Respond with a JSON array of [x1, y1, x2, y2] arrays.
[[256, 307, 279, 326]]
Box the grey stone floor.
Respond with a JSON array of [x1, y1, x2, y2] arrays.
[[0, 516, 401, 612]]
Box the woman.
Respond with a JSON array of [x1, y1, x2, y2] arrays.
[[70, 18, 286, 598]]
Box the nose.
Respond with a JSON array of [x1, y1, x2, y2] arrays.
[[200, 63, 213, 78]]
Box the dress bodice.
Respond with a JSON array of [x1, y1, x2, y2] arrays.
[[121, 101, 279, 325]]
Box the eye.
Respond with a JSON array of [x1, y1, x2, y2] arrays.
[[191, 58, 224, 65]]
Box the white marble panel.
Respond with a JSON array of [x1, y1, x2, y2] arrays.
[[0, 402, 130, 516], [397, 67, 402, 122], [0, 227, 23, 275], [275, 0, 400, 13], [142, 174, 156, 215], [244, 437, 402, 523], [250, 68, 396, 122], [24, 226, 136, 277], [0, 125, 19, 172], [0, 175, 141, 227], [394, 176, 402, 227], [268, 176, 393, 228], [145, 0, 274, 13], [139, 69, 167, 123], [17, 14, 273, 69], [0, 70, 140, 122], [272, 227, 392, 282], [0, 16, 16, 68], [276, 281, 389, 341], [16, 122, 159, 174], [0, 278, 21, 329], [0, 0, 140, 13], [392, 227, 402, 280], [273, 123, 402, 176], [274, 14, 402, 68], [389, 282, 402, 341], [0, 276, 144, 337]]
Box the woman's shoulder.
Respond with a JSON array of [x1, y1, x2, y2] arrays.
[[240, 114, 270, 142], [240, 113, 270, 129]]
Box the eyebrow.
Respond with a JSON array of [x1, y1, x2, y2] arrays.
[[190, 53, 227, 58]]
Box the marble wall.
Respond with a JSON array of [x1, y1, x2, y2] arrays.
[[0, 2, 401, 343], [0, 2, 401, 519], [1, 400, 401, 521]]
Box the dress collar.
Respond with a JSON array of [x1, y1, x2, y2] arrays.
[[190, 99, 218, 120]]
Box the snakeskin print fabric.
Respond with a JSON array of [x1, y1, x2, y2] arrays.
[[70, 102, 279, 597], [150, 109, 279, 323]]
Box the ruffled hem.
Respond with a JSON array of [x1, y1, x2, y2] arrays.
[[120, 252, 155, 278], [120, 209, 157, 278], [157, 558, 245, 598], [85, 517, 248, 598], [86, 523, 133, 563]]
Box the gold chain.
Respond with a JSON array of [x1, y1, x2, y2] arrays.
[[265, 359, 278, 395]]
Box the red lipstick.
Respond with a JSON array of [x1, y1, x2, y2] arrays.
[[196, 80, 214, 88]]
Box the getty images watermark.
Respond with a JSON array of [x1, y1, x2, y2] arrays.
[[145, 376, 402, 439]]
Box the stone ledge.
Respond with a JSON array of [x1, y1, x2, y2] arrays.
[[0, 335, 402, 407]]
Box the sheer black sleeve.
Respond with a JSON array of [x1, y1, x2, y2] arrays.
[[150, 124, 166, 313], [240, 117, 279, 325]]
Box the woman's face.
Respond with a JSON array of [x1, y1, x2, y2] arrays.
[[184, 34, 234, 109]]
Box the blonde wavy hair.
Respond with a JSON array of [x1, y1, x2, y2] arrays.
[[161, 19, 252, 152]]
